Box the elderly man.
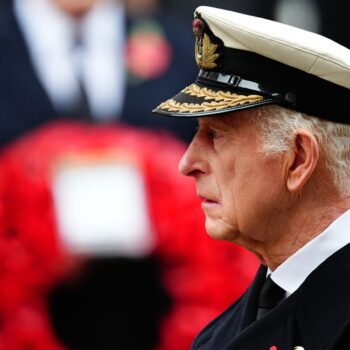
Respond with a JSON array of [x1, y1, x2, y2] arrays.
[[153, 6, 350, 350]]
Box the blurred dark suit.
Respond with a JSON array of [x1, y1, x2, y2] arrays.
[[0, 0, 197, 145], [0, 0, 57, 145]]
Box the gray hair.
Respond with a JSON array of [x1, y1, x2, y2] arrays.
[[252, 105, 350, 195]]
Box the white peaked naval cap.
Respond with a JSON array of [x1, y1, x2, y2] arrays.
[[153, 6, 350, 124]]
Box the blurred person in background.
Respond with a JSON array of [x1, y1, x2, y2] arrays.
[[0, 0, 125, 144], [0, 0, 124, 144], [0, 0, 196, 144]]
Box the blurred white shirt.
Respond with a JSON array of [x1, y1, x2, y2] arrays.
[[14, 0, 126, 120]]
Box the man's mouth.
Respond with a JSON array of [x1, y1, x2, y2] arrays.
[[199, 195, 219, 206]]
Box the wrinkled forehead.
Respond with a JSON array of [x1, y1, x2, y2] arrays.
[[197, 108, 260, 130]]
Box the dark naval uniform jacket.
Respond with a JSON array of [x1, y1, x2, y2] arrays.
[[191, 243, 350, 350]]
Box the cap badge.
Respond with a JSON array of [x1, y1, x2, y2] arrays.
[[192, 18, 220, 70]]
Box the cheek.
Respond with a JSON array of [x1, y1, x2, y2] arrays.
[[219, 177, 239, 226], [202, 176, 240, 240], [220, 164, 270, 219], [236, 166, 285, 231]]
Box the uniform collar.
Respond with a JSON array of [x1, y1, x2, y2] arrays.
[[271, 208, 350, 294]]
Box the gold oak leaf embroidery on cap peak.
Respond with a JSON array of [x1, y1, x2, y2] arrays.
[[182, 84, 263, 102], [156, 84, 264, 113], [158, 98, 264, 115], [158, 99, 240, 113]]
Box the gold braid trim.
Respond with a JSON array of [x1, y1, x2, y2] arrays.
[[158, 96, 263, 113], [182, 84, 263, 102], [157, 84, 264, 113]]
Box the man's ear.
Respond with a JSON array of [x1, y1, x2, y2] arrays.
[[286, 129, 320, 192]]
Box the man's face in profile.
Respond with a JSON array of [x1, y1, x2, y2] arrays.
[[178, 110, 287, 255]]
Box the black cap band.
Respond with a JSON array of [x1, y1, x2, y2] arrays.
[[197, 70, 297, 106]]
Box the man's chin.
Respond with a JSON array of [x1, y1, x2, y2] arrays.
[[205, 219, 235, 241]]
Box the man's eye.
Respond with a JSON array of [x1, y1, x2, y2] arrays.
[[207, 129, 218, 139], [194, 125, 200, 135]]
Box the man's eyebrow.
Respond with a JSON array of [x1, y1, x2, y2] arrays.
[[197, 118, 211, 129]]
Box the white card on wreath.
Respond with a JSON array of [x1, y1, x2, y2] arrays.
[[52, 158, 154, 257]]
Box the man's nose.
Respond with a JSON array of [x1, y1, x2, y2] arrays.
[[178, 148, 193, 176], [178, 140, 206, 177]]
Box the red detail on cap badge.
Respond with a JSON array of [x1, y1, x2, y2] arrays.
[[192, 18, 204, 36]]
